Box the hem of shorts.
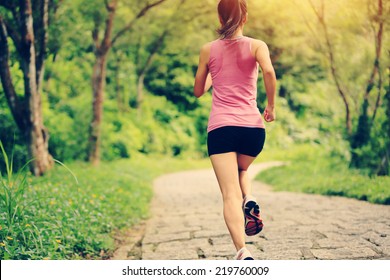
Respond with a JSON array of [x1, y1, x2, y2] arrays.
[[208, 150, 261, 157], [207, 123, 265, 133]]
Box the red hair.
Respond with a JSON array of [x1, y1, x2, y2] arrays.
[[217, 0, 247, 39]]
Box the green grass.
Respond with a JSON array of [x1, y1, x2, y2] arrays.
[[256, 144, 390, 205], [0, 152, 210, 260]]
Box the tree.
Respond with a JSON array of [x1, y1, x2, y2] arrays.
[[144, 0, 215, 111], [133, 0, 203, 110], [0, 0, 54, 176], [350, 0, 385, 168], [308, 0, 388, 173], [87, 0, 167, 166], [308, 0, 352, 135]]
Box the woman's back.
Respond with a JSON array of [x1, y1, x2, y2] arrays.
[[207, 36, 264, 132]]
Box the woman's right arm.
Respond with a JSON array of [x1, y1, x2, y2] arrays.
[[254, 40, 276, 122], [194, 43, 212, 98]]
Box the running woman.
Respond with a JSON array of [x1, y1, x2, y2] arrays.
[[193, 0, 276, 260]]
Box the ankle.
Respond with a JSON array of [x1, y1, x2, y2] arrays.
[[243, 194, 256, 201]]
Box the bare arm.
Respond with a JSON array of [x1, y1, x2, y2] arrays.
[[254, 40, 276, 122], [194, 43, 212, 98]]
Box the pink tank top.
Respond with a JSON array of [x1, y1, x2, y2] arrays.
[[207, 36, 265, 133]]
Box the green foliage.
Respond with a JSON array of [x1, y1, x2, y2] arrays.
[[0, 96, 28, 172], [258, 144, 390, 205], [0, 147, 210, 260], [146, 53, 200, 111], [350, 104, 390, 175], [5, 0, 385, 171]]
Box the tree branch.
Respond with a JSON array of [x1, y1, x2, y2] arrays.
[[308, 0, 352, 135], [111, 0, 167, 47], [105, 0, 115, 11], [100, 0, 117, 54], [3, 18, 23, 55], [372, 59, 383, 121], [137, 30, 168, 76], [0, 0, 22, 34], [364, 0, 384, 102], [137, 0, 190, 75], [0, 16, 26, 131], [308, 0, 323, 22], [370, 0, 384, 122], [92, 15, 101, 50], [35, 0, 49, 92], [292, 0, 321, 47]]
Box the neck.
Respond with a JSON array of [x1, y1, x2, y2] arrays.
[[228, 28, 244, 39]]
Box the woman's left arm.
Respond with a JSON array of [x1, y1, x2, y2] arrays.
[[194, 43, 212, 98]]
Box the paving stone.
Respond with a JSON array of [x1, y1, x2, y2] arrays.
[[202, 245, 236, 259], [155, 238, 210, 252], [193, 229, 230, 239], [255, 249, 304, 260], [143, 249, 199, 260], [142, 231, 190, 245], [311, 246, 379, 260]]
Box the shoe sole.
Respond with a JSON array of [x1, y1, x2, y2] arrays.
[[244, 200, 263, 236]]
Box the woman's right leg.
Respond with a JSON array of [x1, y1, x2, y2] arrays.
[[237, 153, 264, 236], [237, 153, 258, 198], [210, 152, 245, 251]]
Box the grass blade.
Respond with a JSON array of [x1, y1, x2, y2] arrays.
[[53, 159, 79, 184]]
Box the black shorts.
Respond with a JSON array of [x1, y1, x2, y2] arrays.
[[207, 126, 266, 157]]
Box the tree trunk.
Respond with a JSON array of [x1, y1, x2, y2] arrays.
[[87, 0, 167, 164], [0, 19, 26, 131], [0, 0, 53, 176], [87, 0, 117, 165], [35, 0, 49, 93], [135, 30, 168, 110], [113, 50, 126, 112], [22, 0, 53, 176], [136, 72, 145, 109], [88, 53, 107, 165], [309, 0, 352, 135], [114, 55, 122, 111], [350, 0, 384, 168]]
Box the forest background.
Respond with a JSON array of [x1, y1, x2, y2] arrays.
[[0, 0, 389, 259]]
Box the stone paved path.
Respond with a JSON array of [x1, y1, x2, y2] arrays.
[[115, 162, 390, 260]]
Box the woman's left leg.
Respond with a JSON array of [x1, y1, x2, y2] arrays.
[[210, 152, 245, 251]]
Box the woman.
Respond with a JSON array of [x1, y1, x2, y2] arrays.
[[193, 0, 276, 260]]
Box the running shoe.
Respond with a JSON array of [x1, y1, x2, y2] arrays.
[[234, 247, 254, 260], [243, 196, 263, 236]]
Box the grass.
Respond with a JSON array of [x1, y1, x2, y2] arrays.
[[256, 144, 390, 205], [0, 151, 210, 260]]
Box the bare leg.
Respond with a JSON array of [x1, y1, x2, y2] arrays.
[[237, 153, 263, 236], [210, 152, 245, 251], [237, 154, 257, 199]]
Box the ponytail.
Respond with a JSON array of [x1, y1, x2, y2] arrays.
[[217, 0, 247, 39]]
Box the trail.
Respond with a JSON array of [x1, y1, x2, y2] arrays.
[[113, 162, 390, 260]]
